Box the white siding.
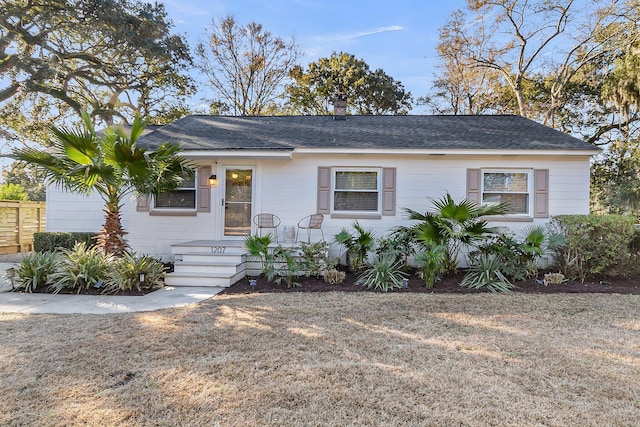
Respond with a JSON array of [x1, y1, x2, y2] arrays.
[[46, 184, 116, 232], [46, 153, 593, 259]]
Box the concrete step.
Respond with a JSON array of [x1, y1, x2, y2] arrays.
[[179, 252, 246, 264], [173, 261, 246, 275], [164, 270, 246, 287], [171, 240, 247, 256]]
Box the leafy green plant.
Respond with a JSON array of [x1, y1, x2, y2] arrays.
[[414, 242, 447, 288], [298, 240, 332, 278], [11, 251, 58, 292], [101, 252, 165, 294], [334, 221, 376, 271], [402, 193, 507, 273], [550, 215, 636, 281], [244, 234, 273, 273], [33, 232, 98, 252], [47, 242, 112, 294], [323, 269, 346, 284], [358, 254, 408, 292], [375, 227, 415, 270], [460, 254, 514, 293], [265, 246, 302, 288]]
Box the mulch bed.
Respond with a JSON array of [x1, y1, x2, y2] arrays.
[[221, 269, 640, 295]]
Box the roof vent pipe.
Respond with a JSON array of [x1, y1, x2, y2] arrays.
[[332, 92, 347, 120]]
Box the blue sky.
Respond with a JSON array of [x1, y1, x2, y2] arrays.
[[162, 0, 468, 112]]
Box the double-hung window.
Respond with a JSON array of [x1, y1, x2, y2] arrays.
[[333, 169, 380, 214], [481, 170, 532, 215], [154, 170, 197, 210]]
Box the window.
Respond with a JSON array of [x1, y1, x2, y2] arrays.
[[154, 170, 196, 209], [333, 169, 380, 213], [482, 170, 532, 215]]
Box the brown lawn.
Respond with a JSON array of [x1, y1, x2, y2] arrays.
[[1, 292, 639, 426]]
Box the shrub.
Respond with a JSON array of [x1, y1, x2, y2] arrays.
[[460, 254, 515, 293], [471, 226, 560, 282], [11, 252, 58, 292], [298, 241, 332, 278], [375, 228, 415, 270], [334, 221, 376, 271], [323, 269, 346, 284], [414, 242, 447, 288], [33, 232, 98, 252], [244, 234, 273, 273], [550, 215, 636, 281], [47, 242, 112, 294], [358, 254, 407, 292], [265, 246, 302, 288], [101, 252, 165, 294]]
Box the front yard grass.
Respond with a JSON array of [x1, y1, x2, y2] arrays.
[[1, 292, 639, 426]]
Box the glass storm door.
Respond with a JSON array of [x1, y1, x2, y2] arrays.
[[223, 168, 253, 237]]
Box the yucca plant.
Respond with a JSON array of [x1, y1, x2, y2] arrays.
[[11, 252, 59, 293], [48, 242, 112, 294], [358, 254, 408, 292], [101, 252, 166, 294], [461, 253, 514, 293]]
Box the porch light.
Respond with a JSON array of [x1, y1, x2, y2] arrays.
[[208, 174, 218, 186]]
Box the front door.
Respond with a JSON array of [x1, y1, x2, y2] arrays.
[[223, 167, 254, 237]]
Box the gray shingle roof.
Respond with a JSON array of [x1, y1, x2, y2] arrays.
[[138, 114, 598, 152]]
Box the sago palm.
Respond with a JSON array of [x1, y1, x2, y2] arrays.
[[11, 112, 191, 256]]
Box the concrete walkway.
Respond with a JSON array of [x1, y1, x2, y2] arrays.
[[0, 258, 224, 314]]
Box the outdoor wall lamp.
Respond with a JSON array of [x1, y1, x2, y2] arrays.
[[208, 174, 218, 186]]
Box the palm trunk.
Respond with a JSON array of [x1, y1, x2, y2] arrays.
[[96, 203, 128, 257]]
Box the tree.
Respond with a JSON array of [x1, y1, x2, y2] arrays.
[[286, 52, 413, 115], [591, 139, 640, 217], [430, 0, 630, 129], [421, 10, 513, 115], [11, 113, 191, 256], [0, 183, 28, 200], [195, 15, 301, 116], [0, 0, 194, 142], [1, 162, 46, 201]]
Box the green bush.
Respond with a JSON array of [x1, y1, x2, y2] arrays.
[[33, 232, 98, 252], [102, 252, 165, 294], [298, 241, 332, 278], [550, 214, 637, 281], [47, 242, 112, 294], [11, 252, 58, 292], [414, 242, 447, 288]]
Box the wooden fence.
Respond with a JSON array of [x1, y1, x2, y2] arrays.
[[0, 201, 46, 254]]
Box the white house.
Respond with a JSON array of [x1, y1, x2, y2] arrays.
[[46, 114, 599, 286]]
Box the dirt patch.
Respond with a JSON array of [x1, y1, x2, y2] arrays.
[[222, 268, 640, 295]]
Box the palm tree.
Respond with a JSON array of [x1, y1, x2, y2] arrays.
[[11, 112, 191, 256], [403, 193, 508, 272]]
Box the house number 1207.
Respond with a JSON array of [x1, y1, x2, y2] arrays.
[[211, 246, 225, 254]]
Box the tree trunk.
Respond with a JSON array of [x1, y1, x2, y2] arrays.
[[96, 206, 128, 257]]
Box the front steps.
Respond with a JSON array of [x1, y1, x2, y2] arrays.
[[164, 240, 249, 287]]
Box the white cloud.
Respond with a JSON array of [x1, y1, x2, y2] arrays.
[[313, 25, 406, 43]]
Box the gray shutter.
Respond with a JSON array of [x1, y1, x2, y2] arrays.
[[197, 166, 211, 213], [136, 194, 150, 212], [317, 167, 331, 214], [534, 169, 549, 218], [466, 169, 481, 204], [382, 167, 396, 216]]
